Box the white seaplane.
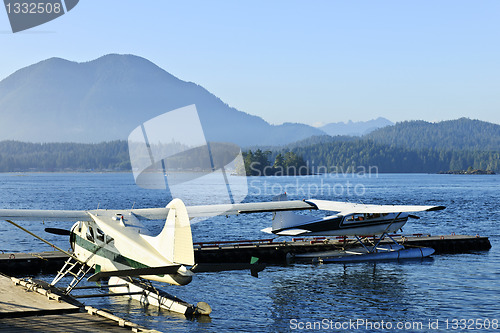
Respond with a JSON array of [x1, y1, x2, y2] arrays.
[[262, 193, 445, 262], [0, 197, 323, 315], [0, 195, 444, 312]]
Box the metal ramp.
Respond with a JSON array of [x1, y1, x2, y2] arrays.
[[51, 256, 95, 294]]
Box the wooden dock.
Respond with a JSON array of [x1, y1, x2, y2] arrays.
[[0, 234, 491, 331], [0, 234, 491, 275], [0, 251, 67, 276], [0, 274, 79, 318], [0, 274, 160, 332], [193, 234, 492, 265]]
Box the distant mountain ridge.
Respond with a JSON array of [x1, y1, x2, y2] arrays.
[[262, 118, 500, 173], [252, 118, 500, 153], [320, 117, 393, 136], [365, 118, 500, 151], [0, 54, 325, 146]]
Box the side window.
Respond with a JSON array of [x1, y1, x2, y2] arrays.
[[354, 214, 365, 221], [344, 214, 365, 223], [105, 235, 114, 244], [96, 228, 105, 242], [86, 226, 95, 243]]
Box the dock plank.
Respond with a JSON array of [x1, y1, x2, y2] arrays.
[[0, 275, 78, 318], [0, 275, 159, 332], [0, 313, 145, 333]]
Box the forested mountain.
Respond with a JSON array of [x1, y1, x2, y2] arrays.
[[243, 118, 500, 174], [0, 137, 498, 173], [238, 139, 499, 175], [1, 118, 498, 173], [236, 150, 308, 176], [285, 140, 499, 173], [0, 141, 130, 172], [365, 118, 500, 150]]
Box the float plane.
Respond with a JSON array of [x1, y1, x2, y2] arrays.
[[262, 193, 445, 237], [0, 197, 322, 300], [0, 195, 445, 310], [262, 193, 445, 262]]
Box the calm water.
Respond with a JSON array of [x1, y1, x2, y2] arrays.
[[0, 173, 499, 332]]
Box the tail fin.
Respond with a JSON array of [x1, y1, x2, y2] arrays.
[[151, 198, 195, 266], [271, 193, 315, 231]]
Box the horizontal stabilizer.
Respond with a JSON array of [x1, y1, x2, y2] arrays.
[[87, 265, 181, 282], [261, 227, 274, 234], [261, 227, 310, 236], [261, 224, 311, 236], [275, 229, 310, 236]]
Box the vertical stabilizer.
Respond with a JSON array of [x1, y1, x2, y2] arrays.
[[153, 198, 195, 266]]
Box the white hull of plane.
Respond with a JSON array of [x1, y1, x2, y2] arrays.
[[70, 199, 195, 286], [108, 277, 211, 316], [319, 247, 434, 263], [266, 209, 409, 237], [295, 245, 435, 263], [271, 220, 408, 237]]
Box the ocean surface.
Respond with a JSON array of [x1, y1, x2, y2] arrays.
[[0, 173, 499, 332]]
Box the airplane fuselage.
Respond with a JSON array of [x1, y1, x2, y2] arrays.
[[272, 212, 409, 236], [69, 210, 193, 286]]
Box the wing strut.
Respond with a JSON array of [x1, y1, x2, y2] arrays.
[[5, 219, 77, 260]]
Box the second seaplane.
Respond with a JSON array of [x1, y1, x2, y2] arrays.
[[0, 195, 445, 313], [262, 193, 445, 262]]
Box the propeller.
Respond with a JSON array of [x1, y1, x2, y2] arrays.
[[45, 227, 71, 236]]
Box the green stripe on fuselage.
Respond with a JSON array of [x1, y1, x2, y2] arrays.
[[73, 233, 150, 270]]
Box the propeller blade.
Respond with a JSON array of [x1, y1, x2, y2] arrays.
[[408, 214, 420, 219], [45, 227, 71, 236]]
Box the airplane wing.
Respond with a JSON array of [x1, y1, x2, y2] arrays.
[[0, 207, 180, 222], [87, 264, 182, 282], [0, 209, 90, 222], [130, 201, 317, 219], [186, 200, 316, 218], [0, 199, 444, 221], [305, 199, 445, 215]]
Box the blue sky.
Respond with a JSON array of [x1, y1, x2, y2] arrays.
[[1, 1, 499, 126]]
